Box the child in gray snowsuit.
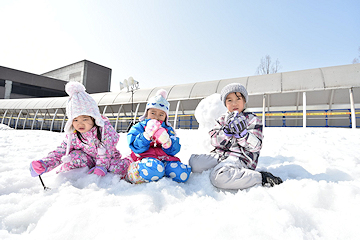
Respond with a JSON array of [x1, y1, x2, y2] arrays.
[[189, 83, 283, 190]]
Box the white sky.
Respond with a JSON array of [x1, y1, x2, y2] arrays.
[[1, 0, 359, 91]]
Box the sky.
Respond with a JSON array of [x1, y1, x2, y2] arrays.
[[1, 0, 360, 91], [1, 94, 360, 239]]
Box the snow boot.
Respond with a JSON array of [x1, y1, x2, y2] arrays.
[[260, 171, 283, 187]]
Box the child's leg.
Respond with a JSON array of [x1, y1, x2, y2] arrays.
[[126, 157, 165, 184], [108, 155, 133, 179], [164, 161, 191, 183], [57, 150, 95, 173], [189, 154, 218, 173], [210, 157, 262, 190], [126, 161, 146, 184]]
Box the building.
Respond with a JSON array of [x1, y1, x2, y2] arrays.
[[0, 60, 111, 99], [41, 60, 111, 94]]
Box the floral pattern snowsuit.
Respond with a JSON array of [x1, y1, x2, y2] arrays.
[[39, 116, 131, 179]]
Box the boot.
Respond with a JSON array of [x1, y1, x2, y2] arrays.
[[260, 171, 283, 187]]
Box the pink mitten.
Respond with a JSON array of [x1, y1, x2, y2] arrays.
[[30, 160, 47, 177], [153, 128, 172, 149], [153, 128, 169, 143], [162, 139, 172, 149], [144, 119, 161, 140]]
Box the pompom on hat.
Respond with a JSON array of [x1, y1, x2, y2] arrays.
[[64, 81, 104, 134], [139, 89, 170, 126], [220, 83, 249, 106]]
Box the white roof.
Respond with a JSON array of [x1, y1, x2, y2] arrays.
[[1, 63, 360, 110]]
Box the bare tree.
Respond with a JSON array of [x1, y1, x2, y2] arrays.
[[256, 55, 281, 75], [352, 47, 360, 64]]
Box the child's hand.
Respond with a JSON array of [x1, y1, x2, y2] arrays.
[[153, 128, 172, 149], [144, 119, 161, 140], [224, 112, 248, 138], [30, 160, 47, 177], [225, 111, 239, 125]]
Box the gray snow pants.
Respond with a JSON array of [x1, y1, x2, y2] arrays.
[[189, 153, 262, 190]]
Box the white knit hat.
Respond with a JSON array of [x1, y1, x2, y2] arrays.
[[220, 83, 249, 106], [64, 82, 104, 133], [139, 89, 170, 126], [62, 81, 105, 163]]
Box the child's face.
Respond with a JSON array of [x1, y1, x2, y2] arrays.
[[225, 92, 246, 113], [72, 115, 95, 133], [147, 108, 166, 122]]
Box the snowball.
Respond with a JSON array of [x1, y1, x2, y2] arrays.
[[195, 93, 227, 131]]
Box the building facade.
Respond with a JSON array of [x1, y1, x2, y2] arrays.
[[0, 60, 112, 99]]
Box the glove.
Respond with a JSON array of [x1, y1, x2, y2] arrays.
[[30, 160, 47, 177], [223, 112, 247, 138], [144, 119, 162, 140], [225, 111, 239, 125], [153, 128, 172, 149], [88, 166, 107, 176]]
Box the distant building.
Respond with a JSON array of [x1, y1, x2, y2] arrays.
[[42, 60, 111, 94], [0, 60, 112, 99]]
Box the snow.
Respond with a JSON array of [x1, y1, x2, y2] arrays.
[[1, 94, 360, 239]]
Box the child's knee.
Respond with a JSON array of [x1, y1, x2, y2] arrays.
[[189, 154, 218, 173], [68, 150, 94, 167], [210, 164, 235, 189], [165, 161, 191, 183], [126, 161, 146, 184], [137, 157, 165, 182]]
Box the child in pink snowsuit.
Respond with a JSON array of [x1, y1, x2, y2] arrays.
[[29, 82, 131, 178]]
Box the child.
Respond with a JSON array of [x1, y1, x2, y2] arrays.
[[125, 89, 191, 184], [29, 82, 131, 178], [189, 83, 283, 190]]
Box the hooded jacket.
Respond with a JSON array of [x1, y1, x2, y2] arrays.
[[40, 116, 123, 173], [127, 119, 181, 162]]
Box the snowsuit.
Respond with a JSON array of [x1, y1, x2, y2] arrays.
[[127, 119, 191, 183], [189, 111, 264, 190], [38, 116, 131, 178]]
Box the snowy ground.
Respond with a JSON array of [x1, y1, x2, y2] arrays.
[[1, 93, 360, 239], [1, 125, 360, 240]]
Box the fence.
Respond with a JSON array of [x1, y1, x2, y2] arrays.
[[0, 111, 199, 132], [256, 108, 360, 127], [1, 108, 358, 132]]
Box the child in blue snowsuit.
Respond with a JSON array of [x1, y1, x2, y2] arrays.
[[125, 89, 191, 183]]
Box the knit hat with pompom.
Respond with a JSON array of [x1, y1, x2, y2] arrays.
[[139, 89, 170, 126], [64, 81, 104, 133], [61, 82, 105, 163]]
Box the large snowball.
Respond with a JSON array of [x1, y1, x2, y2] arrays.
[[195, 93, 227, 131]]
